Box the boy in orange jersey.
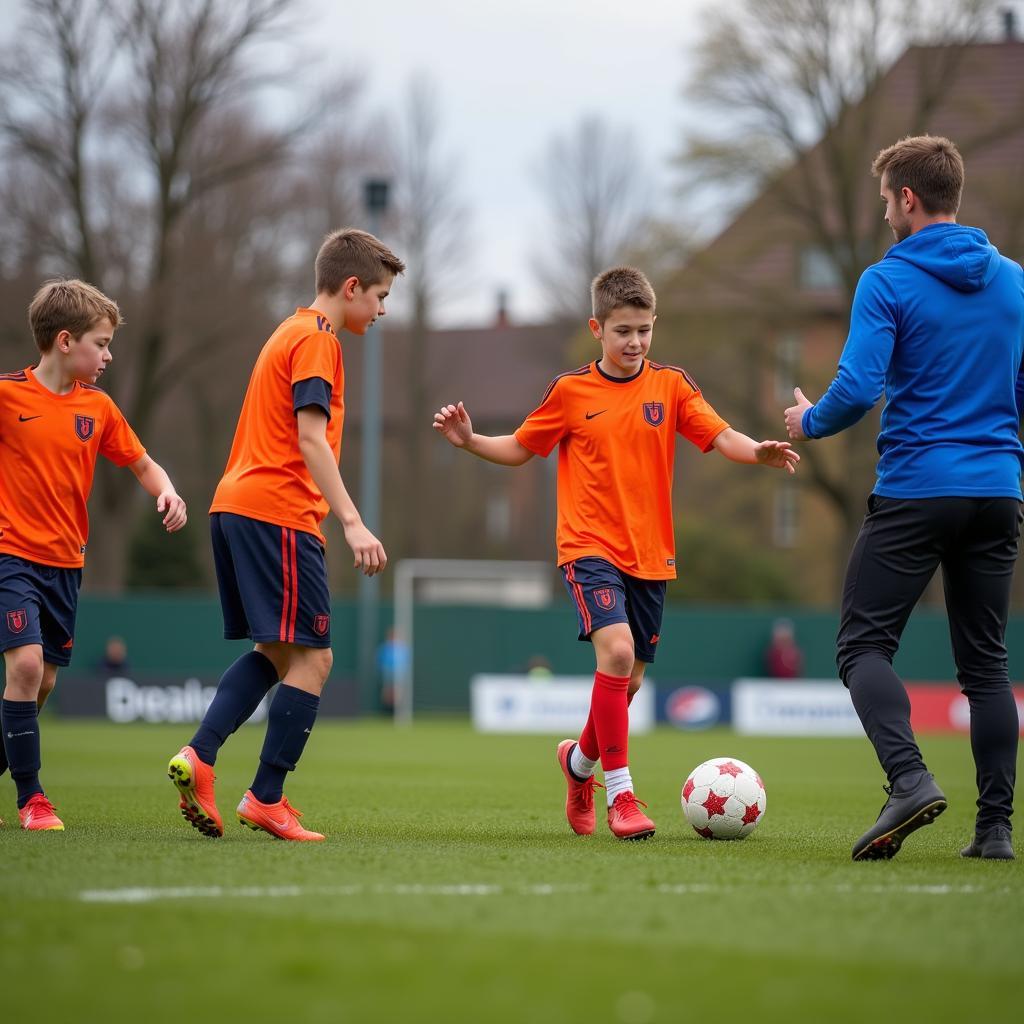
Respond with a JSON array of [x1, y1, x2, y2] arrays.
[[168, 229, 404, 842], [434, 267, 798, 840], [0, 279, 187, 831]]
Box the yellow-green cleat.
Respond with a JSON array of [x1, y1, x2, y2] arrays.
[[168, 745, 223, 838]]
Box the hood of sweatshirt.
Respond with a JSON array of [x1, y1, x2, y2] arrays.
[[884, 223, 1001, 293]]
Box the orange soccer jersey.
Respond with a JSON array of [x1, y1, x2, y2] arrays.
[[514, 359, 729, 580], [210, 308, 344, 543], [0, 367, 146, 568]]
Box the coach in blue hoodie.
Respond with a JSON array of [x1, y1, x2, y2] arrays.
[[785, 135, 1024, 863]]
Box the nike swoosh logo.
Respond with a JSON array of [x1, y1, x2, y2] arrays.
[[18, 414, 42, 422], [585, 410, 607, 420], [270, 817, 291, 829]]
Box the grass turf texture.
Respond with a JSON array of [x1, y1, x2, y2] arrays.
[[1, 720, 1020, 1023]]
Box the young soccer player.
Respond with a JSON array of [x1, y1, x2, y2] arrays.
[[434, 267, 798, 840], [168, 228, 404, 843], [0, 279, 187, 831]]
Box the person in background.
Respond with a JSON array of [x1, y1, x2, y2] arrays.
[[377, 626, 409, 714], [763, 618, 804, 679], [99, 635, 130, 675]]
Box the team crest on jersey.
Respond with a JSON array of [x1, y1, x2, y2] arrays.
[[6, 609, 28, 634], [75, 414, 95, 441], [313, 614, 330, 636], [593, 588, 616, 610], [643, 402, 664, 427]]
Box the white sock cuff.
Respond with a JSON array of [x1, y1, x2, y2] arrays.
[[604, 766, 633, 806], [570, 743, 598, 779]]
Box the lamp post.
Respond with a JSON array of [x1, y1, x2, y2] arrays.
[[357, 178, 390, 712]]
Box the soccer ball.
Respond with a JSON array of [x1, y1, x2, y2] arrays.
[[681, 757, 766, 839]]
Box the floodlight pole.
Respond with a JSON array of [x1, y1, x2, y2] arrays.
[[357, 179, 390, 714]]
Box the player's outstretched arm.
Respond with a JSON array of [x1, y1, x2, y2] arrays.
[[297, 406, 386, 576], [432, 402, 534, 466], [129, 455, 188, 532], [711, 428, 800, 474]]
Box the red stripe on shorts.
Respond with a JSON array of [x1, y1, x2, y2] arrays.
[[565, 560, 592, 634], [287, 527, 299, 643], [280, 528, 292, 641]]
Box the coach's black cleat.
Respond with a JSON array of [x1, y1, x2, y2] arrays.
[[961, 824, 1014, 860], [851, 771, 947, 862]]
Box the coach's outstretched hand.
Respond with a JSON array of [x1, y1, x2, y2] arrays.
[[784, 387, 814, 440], [433, 402, 474, 447]]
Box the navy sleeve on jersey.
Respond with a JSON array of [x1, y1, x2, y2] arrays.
[[292, 377, 332, 419]]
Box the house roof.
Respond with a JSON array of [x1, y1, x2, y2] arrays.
[[665, 41, 1024, 315], [340, 319, 579, 428]]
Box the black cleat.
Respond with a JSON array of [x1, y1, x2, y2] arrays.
[[961, 824, 1014, 860], [852, 771, 947, 862]]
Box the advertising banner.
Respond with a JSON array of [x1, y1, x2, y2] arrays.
[[733, 679, 1024, 736], [53, 673, 360, 721], [732, 679, 862, 736], [659, 684, 731, 730], [906, 683, 1024, 736], [471, 674, 655, 733]]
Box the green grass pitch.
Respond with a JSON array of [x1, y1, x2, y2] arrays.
[[1, 719, 1020, 1023]]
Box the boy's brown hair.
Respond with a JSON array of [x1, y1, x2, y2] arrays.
[[315, 228, 406, 295], [871, 135, 964, 215], [591, 266, 656, 324], [28, 278, 123, 353]]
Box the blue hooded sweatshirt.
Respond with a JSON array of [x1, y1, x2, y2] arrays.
[[803, 223, 1024, 499]]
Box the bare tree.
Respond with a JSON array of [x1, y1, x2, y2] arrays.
[[0, 0, 348, 587], [675, 0, 1009, 578], [0, 0, 124, 284], [534, 115, 651, 318]]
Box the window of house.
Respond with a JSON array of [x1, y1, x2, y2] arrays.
[[774, 333, 801, 404], [798, 245, 842, 291]]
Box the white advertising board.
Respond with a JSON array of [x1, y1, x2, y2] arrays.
[[471, 675, 655, 734], [732, 679, 861, 736]]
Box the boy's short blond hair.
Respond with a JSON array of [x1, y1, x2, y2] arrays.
[[872, 135, 964, 215], [591, 266, 656, 324], [315, 228, 406, 295], [28, 279, 123, 353]]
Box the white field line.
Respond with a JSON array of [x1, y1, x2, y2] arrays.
[[78, 881, 1012, 904]]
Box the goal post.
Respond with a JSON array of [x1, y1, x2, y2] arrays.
[[392, 559, 554, 725]]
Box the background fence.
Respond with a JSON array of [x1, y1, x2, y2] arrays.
[[51, 595, 1024, 716]]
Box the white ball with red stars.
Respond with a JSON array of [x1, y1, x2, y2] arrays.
[[681, 757, 766, 840]]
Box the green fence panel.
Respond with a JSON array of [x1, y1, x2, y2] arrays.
[[51, 595, 1024, 714]]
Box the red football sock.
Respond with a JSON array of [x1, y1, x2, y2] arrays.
[[590, 670, 630, 771], [578, 710, 599, 761]]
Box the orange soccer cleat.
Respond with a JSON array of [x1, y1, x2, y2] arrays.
[[236, 791, 325, 842], [607, 790, 656, 841], [168, 745, 223, 838], [556, 739, 603, 835], [19, 793, 64, 831]]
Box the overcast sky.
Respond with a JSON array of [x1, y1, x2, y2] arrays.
[[7, 1, 1019, 327], [310, 0, 708, 326]]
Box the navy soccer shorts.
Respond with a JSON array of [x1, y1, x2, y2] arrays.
[[210, 512, 332, 648], [560, 556, 667, 663], [0, 554, 83, 666]]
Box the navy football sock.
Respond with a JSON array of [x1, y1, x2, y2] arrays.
[[1, 699, 44, 809], [190, 651, 279, 766], [0, 731, 8, 777], [251, 684, 320, 804]]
